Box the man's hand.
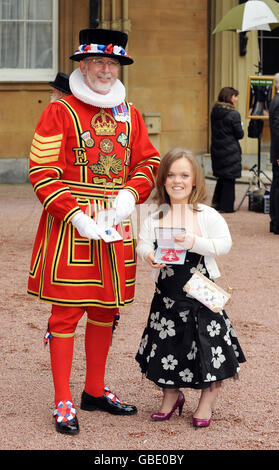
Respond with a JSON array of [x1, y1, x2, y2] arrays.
[[71, 212, 101, 240], [113, 189, 136, 225]]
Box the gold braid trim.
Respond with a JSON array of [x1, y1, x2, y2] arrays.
[[87, 318, 113, 327]]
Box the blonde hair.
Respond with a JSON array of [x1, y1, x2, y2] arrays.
[[153, 148, 207, 210]]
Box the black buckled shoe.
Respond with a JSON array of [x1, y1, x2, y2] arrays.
[[80, 387, 137, 415], [54, 400, 80, 435]]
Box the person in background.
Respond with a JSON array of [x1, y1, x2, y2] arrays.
[[28, 28, 160, 435], [135, 148, 246, 428], [268, 72, 279, 234], [210, 87, 244, 213], [49, 72, 72, 102]]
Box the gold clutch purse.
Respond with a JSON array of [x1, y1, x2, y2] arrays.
[[184, 241, 233, 313]]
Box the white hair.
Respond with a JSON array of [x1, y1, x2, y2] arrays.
[[274, 72, 279, 89]]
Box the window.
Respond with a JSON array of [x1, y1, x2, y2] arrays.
[[0, 0, 58, 81], [258, 0, 279, 75]]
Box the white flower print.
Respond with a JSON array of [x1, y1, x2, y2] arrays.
[[233, 344, 239, 357], [158, 378, 175, 385], [150, 343, 157, 357], [225, 318, 237, 337], [204, 373, 217, 382], [161, 266, 174, 279], [163, 297, 175, 309], [157, 317, 176, 339], [138, 334, 148, 355], [190, 263, 206, 275], [224, 318, 231, 329], [150, 311, 159, 329], [230, 326, 237, 338], [198, 263, 207, 274], [146, 344, 157, 363], [161, 354, 178, 370], [207, 320, 221, 337], [155, 286, 161, 295], [211, 346, 226, 369], [179, 368, 194, 383], [223, 329, 232, 345], [179, 309, 190, 323], [187, 341, 198, 360]]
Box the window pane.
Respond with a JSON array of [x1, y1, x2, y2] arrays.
[[0, 21, 24, 67], [26, 0, 52, 21], [26, 22, 52, 68], [0, 0, 57, 79], [0, 0, 24, 20]]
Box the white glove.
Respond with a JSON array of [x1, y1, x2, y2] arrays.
[[71, 212, 101, 240], [113, 189, 136, 225]]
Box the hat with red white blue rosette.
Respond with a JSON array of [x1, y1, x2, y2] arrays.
[[70, 28, 133, 65]]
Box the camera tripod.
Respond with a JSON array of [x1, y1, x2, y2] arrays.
[[237, 164, 272, 211]]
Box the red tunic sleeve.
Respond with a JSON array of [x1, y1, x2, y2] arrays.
[[29, 102, 81, 223]]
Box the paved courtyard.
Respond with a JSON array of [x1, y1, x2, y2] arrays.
[[0, 180, 278, 452]]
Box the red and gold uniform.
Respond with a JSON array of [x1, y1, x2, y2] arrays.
[[27, 94, 160, 308], [28, 27, 160, 430]]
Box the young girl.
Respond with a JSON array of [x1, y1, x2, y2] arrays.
[[135, 148, 246, 427]]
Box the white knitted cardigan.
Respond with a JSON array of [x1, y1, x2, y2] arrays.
[[137, 204, 232, 280]]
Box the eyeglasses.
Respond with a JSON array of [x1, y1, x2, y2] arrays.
[[87, 58, 120, 69]]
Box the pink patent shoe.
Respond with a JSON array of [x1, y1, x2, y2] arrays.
[[192, 416, 211, 428], [151, 391, 185, 421]]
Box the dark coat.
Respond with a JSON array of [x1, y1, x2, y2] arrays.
[[269, 92, 279, 164], [210, 101, 244, 179]]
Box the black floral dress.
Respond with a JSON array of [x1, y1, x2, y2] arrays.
[[135, 252, 246, 389]]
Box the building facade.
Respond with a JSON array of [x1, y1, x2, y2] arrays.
[[0, 0, 273, 182]]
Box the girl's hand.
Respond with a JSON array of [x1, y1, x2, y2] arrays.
[[146, 252, 166, 269], [174, 232, 195, 250]]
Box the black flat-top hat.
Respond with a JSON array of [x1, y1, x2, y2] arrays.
[[70, 28, 133, 65], [49, 72, 72, 94]]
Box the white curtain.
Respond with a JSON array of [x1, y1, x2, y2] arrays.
[[0, 0, 53, 68]]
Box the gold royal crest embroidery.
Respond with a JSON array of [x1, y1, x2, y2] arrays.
[[91, 109, 117, 136], [89, 153, 123, 178]]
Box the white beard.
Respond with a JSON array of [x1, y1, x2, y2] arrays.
[[69, 68, 126, 108], [86, 70, 116, 94]]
